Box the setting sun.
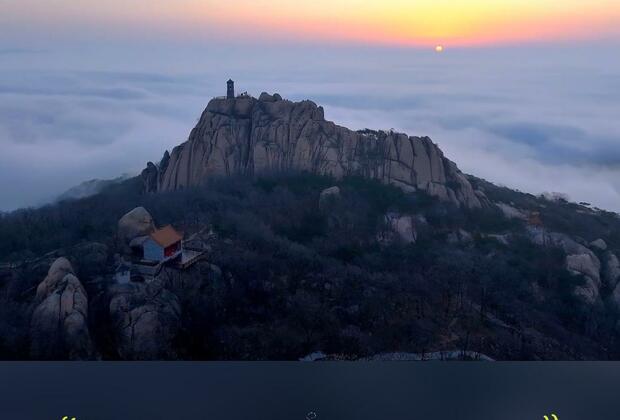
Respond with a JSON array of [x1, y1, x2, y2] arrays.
[[435, 45, 444, 52]]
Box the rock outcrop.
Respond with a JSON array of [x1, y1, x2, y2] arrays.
[[386, 213, 417, 244], [591, 239, 608, 251], [496, 202, 527, 220], [527, 229, 602, 304], [141, 162, 159, 194], [377, 213, 422, 245], [567, 254, 602, 305], [35, 257, 74, 302], [30, 258, 94, 360], [605, 252, 620, 290], [142, 152, 170, 194], [146, 93, 484, 208], [319, 186, 341, 210], [118, 207, 155, 251], [109, 280, 181, 360]]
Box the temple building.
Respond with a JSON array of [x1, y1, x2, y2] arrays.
[[118, 207, 208, 283], [142, 225, 183, 263]]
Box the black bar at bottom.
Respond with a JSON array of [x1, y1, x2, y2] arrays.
[[0, 362, 616, 419]]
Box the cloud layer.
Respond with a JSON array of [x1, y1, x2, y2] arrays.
[[0, 43, 619, 211]]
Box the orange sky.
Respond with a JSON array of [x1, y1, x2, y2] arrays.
[[195, 0, 620, 46], [4, 0, 620, 46]]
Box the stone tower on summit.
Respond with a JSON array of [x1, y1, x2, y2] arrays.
[[227, 79, 235, 99]]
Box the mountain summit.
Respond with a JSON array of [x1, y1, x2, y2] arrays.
[[142, 89, 485, 209]]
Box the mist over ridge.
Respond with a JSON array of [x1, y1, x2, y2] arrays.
[[0, 42, 619, 211]]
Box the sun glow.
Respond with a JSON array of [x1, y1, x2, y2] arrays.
[[4, 0, 620, 47], [187, 0, 620, 46]]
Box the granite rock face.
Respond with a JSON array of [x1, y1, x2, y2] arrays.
[[386, 213, 417, 244], [35, 257, 74, 302], [150, 94, 484, 208], [30, 258, 94, 360], [142, 152, 170, 194], [527, 229, 603, 305], [109, 280, 181, 360], [566, 253, 602, 305]]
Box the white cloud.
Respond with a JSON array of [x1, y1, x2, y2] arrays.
[[0, 43, 619, 211]]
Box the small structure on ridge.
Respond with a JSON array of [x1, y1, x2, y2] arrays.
[[143, 225, 183, 263], [227, 79, 235, 99], [117, 207, 208, 283]]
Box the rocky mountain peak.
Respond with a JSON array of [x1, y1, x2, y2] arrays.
[[144, 89, 485, 208]]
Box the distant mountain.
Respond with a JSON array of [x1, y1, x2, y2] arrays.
[[55, 174, 133, 202], [141, 92, 483, 209]]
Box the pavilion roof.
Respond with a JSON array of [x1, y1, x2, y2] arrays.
[[149, 225, 183, 248]]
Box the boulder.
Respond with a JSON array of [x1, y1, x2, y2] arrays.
[[30, 258, 94, 360], [573, 277, 600, 306], [35, 257, 74, 302], [379, 213, 416, 244], [590, 238, 607, 251], [528, 230, 597, 259], [566, 253, 602, 304], [118, 207, 155, 250], [390, 214, 416, 243], [109, 280, 181, 360], [566, 254, 601, 286], [319, 186, 341, 209]]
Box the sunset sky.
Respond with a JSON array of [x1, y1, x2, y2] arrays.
[[3, 0, 620, 46]]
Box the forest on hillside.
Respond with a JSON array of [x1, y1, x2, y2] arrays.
[[1, 173, 620, 360]]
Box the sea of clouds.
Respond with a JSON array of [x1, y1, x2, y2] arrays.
[[0, 42, 619, 211]]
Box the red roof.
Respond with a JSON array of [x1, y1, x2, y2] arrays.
[[149, 225, 183, 248]]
